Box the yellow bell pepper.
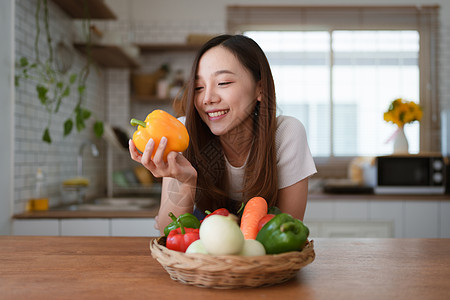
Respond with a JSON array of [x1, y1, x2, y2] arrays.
[[130, 110, 189, 160]]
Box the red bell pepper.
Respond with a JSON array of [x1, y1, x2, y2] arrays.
[[204, 208, 230, 219], [257, 214, 275, 231], [166, 222, 200, 252]]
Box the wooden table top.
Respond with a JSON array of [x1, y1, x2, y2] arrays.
[[0, 236, 449, 300]]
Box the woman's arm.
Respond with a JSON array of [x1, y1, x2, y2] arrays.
[[277, 177, 309, 221], [156, 175, 196, 234], [129, 138, 198, 234]]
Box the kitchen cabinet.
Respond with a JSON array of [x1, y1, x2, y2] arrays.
[[440, 200, 450, 238], [305, 195, 450, 238], [404, 200, 440, 238], [307, 220, 393, 238], [12, 219, 59, 236], [12, 218, 158, 237], [60, 219, 110, 236], [111, 218, 159, 237]]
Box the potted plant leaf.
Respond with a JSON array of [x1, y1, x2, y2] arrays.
[[15, 0, 103, 143]]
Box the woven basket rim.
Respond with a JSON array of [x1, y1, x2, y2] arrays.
[[149, 236, 315, 288], [151, 236, 314, 258]]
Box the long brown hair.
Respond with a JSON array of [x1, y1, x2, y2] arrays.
[[181, 35, 278, 213]]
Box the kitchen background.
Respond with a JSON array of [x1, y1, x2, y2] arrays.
[[1, 0, 449, 236]]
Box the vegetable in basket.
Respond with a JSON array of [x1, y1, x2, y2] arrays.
[[204, 208, 230, 219], [200, 214, 244, 255], [240, 196, 268, 239], [130, 109, 189, 161], [257, 214, 275, 231], [185, 239, 208, 254], [238, 239, 266, 256], [166, 221, 200, 253], [164, 212, 201, 237], [202, 203, 244, 222], [256, 213, 309, 254], [268, 206, 282, 215]]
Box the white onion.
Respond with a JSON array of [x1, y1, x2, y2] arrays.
[[199, 215, 244, 255], [239, 239, 266, 256], [185, 239, 208, 254]]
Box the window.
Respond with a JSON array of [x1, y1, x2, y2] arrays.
[[228, 6, 440, 161], [245, 30, 420, 156]]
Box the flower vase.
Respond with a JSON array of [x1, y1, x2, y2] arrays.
[[393, 127, 409, 154]]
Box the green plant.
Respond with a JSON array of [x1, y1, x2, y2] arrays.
[[15, 0, 103, 143]]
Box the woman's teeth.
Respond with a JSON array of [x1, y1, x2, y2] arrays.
[[208, 110, 228, 117]]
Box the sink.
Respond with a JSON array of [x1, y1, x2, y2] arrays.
[[51, 197, 159, 211]]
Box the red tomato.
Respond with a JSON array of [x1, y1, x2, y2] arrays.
[[257, 214, 275, 231]]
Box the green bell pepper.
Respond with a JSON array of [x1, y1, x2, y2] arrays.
[[268, 206, 282, 215], [256, 213, 309, 254], [163, 212, 201, 237]]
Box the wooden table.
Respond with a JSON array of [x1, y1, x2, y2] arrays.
[[1, 237, 449, 300]]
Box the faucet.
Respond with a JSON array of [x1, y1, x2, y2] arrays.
[[77, 141, 99, 177]]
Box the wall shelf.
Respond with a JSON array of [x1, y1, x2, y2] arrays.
[[51, 0, 116, 19], [74, 44, 140, 68], [136, 43, 202, 53]]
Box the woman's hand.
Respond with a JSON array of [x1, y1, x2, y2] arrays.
[[129, 137, 196, 184], [130, 137, 197, 234]]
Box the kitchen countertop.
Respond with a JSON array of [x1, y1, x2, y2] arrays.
[[12, 207, 159, 219], [0, 236, 449, 300], [308, 192, 450, 200], [13, 201, 159, 219], [12, 193, 449, 219]]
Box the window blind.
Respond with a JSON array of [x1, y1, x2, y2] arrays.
[[228, 6, 439, 31], [227, 5, 440, 157]]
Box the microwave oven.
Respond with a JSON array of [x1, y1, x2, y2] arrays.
[[374, 155, 448, 195]]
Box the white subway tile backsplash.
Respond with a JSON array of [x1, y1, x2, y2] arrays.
[[14, 0, 107, 210]]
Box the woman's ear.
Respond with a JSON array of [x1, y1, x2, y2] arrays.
[[256, 81, 263, 102]]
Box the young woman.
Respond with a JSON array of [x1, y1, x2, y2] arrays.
[[129, 35, 316, 234]]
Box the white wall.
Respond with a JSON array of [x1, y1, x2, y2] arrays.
[[102, 0, 450, 138], [105, 0, 449, 24], [0, 0, 14, 235], [104, 0, 450, 107]]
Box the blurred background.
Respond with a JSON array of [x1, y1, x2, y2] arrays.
[[1, 0, 449, 238]]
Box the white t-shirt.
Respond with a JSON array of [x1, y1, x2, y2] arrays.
[[225, 115, 317, 200], [178, 115, 317, 201]]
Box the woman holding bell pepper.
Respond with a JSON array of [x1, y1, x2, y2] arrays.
[[129, 35, 316, 235]]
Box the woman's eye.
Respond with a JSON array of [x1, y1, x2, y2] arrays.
[[218, 82, 231, 86], [195, 86, 204, 91]]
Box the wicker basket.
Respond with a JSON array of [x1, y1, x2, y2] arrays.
[[149, 236, 315, 289]]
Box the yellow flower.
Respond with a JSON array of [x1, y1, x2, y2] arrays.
[[384, 98, 422, 127]]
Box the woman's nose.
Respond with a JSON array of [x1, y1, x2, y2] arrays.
[[202, 87, 219, 105]]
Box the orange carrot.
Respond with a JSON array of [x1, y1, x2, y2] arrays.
[[240, 196, 268, 239]]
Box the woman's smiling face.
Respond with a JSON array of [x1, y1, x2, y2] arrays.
[[194, 45, 261, 137]]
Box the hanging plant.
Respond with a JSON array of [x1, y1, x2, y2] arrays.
[[15, 0, 103, 143]]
